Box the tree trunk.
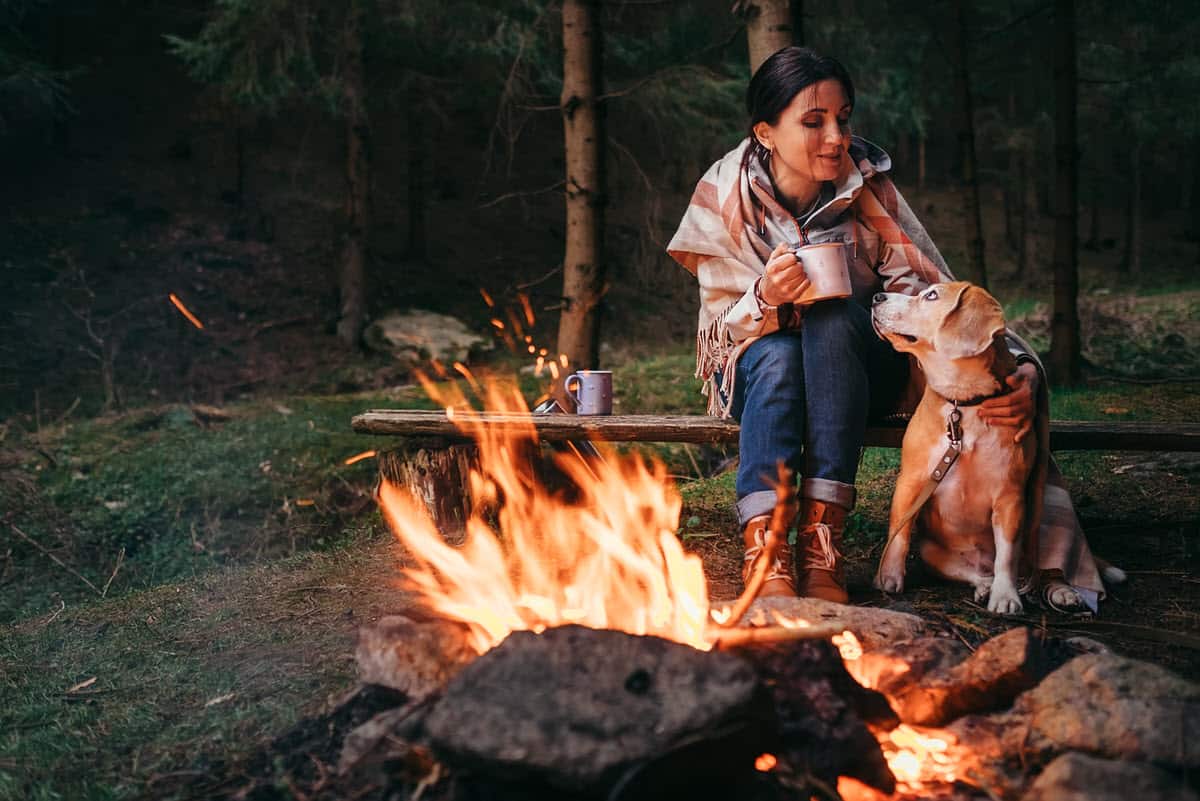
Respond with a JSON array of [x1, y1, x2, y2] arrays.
[[1084, 171, 1101, 251], [1018, 144, 1037, 284], [952, 2, 987, 288], [918, 135, 927, 191], [1121, 138, 1142, 274], [406, 75, 428, 261], [1048, 0, 1081, 385], [743, 0, 797, 74], [557, 0, 606, 375], [1003, 90, 1018, 254], [235, 120, 247, 208], [337, 0, 370, 347]]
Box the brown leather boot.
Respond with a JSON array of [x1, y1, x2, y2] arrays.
[[795, 500, 849, 603], [742, 515, 796, 598]]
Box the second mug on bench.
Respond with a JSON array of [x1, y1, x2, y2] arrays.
[[564, 370, 613, 415]]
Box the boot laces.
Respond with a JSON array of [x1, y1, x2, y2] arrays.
[[802, 522, 841, 571], [743, 526, 792, 584]]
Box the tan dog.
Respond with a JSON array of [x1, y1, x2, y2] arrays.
[[870, 282, 1042, 614]]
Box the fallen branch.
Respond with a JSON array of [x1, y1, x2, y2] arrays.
[[101, 546, 125, 598], [10, 524, 99, 595], [707, 622, 850, 649]]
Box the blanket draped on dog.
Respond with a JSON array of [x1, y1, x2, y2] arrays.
[[667, 137, 1106, 609]]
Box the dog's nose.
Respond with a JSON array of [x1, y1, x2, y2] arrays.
[[872, 293, 887, 306]]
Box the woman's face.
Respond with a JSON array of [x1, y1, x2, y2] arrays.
[[754, 78, 852, 187]]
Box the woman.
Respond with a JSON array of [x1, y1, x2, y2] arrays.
[[667, 47, 1104, 610]]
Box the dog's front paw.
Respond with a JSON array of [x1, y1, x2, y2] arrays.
[[874, 569, 906, 594], [987, 585, 1023, 615]]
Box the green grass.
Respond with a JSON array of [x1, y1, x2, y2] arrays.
[[0, 541, 401, 801], [2, 393, 438, 623], [2, 329, 1197, 799]]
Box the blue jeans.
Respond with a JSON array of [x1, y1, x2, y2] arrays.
[[728, 299, 907, 526]]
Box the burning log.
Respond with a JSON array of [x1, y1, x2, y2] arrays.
[[378, 438, 478, 541], [731, 637, 898, 795]]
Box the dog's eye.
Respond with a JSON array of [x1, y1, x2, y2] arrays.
[[924, 289, 939, 301]]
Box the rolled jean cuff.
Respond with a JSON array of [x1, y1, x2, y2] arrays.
[[736, 490, 780, 527], [800, 477, 856, 509]]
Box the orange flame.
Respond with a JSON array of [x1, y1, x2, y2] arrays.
[[876, 724, 962, 793], [168, 293, 204, 329], [377, 381, 711, 654]]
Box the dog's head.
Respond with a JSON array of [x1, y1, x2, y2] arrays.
[[871, 282, 1006, 367]]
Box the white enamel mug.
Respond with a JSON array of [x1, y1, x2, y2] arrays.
[[794, 241, 853, 304], [564, 370, 613, 415]]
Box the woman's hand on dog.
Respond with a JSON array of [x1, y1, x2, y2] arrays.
[[759, 243, 811, 306], [979, 362, 1039, 442]]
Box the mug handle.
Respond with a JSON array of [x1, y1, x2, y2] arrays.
[[563, 373, 582, 406]]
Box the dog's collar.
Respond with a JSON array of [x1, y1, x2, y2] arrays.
[[935, 368, 1017, 407], [944, 385, 1009, 407]]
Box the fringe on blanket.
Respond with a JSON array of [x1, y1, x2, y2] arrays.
[[694, 301, 740, 418]]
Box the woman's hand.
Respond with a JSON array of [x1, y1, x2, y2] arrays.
[[759, 243, 810, 307], [979, 362, 1039, 443]]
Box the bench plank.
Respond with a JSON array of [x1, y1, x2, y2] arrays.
[[352, 410, 1200, 452]]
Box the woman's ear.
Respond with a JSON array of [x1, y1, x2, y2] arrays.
[[752, 121, 773, 151]]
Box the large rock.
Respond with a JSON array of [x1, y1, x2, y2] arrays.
[[949, 653, 1200, 798], [423, 626, 771, 796], [856, 628, 1048, 725], [1021, 752, 1198, 801], [1013, 652, 1200, 766], [363, 309, 492, 365], [355, 614, 478, 700]]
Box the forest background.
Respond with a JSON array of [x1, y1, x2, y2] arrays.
[[1, 1, 1199, 799]]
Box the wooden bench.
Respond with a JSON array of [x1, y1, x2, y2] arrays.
[[352, 410, 1200, 533], [353, 410, 1200, 452]]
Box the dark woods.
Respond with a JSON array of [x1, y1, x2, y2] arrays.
[[2, 0, 1197, 415]]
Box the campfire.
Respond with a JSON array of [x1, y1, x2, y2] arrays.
[[356, 377, 982, 799], [308, 371, 1196, 801]]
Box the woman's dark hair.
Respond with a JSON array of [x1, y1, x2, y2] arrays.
[[742, 47, 855, 168]]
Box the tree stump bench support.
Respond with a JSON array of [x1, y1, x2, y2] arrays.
[[354, 410, 1200, 535]]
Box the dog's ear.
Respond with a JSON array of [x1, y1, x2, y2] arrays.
[[934, 285, 1006, 360]]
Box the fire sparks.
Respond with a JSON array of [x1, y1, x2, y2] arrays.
[[377, 383, 711, 654], [168, 293, 204, 329], [754, 753, 777, 772], [343, 450, 377, 466]]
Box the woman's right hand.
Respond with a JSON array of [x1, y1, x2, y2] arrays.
[[759, 243, 810, 306]]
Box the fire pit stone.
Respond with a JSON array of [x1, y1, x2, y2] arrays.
[[1020, 752, 1198, 801], [356, 613, 478, 699], [422, 625, 772, 795]]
